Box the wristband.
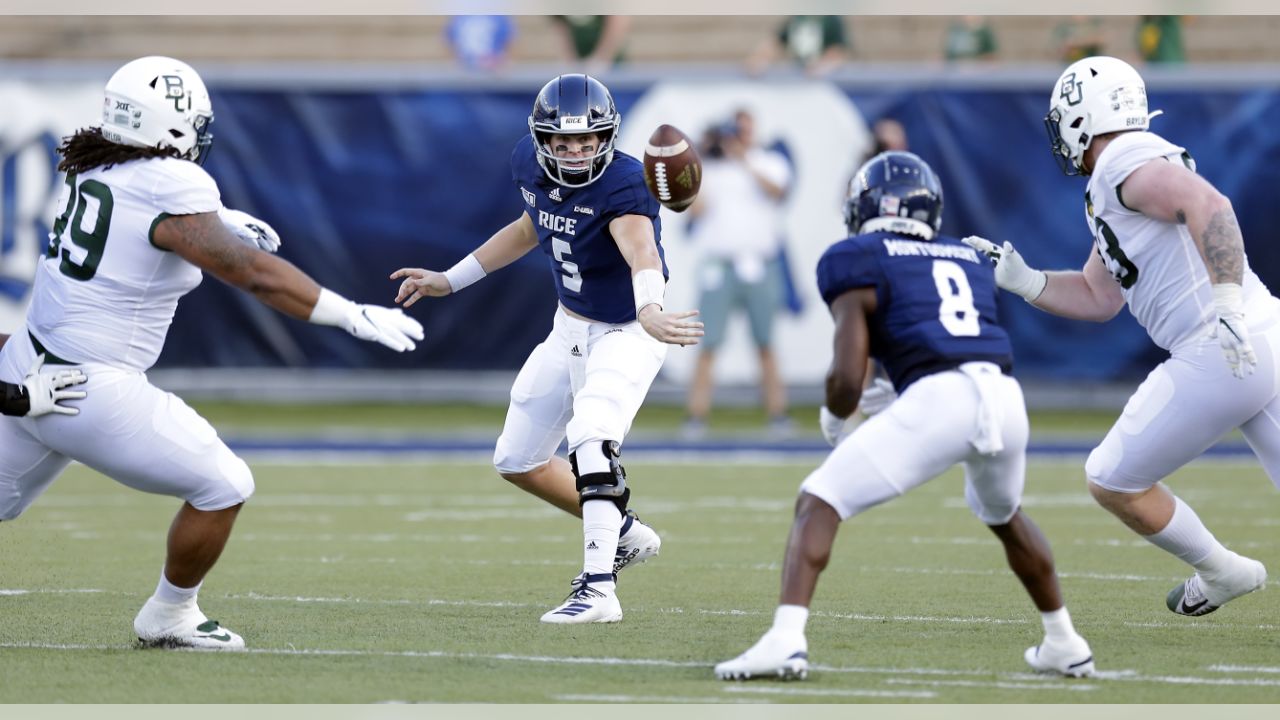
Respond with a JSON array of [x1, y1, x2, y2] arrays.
[[1212, 282, 1243, 313], [443, 254, 487, 293], [633, 268, 666, 315], [309, 288, 355, 327]]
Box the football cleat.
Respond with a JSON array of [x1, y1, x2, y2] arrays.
[[615, 510, 661, 574], [715, 631, 809, 681], [540, 573, 623, 624], [1167, 554, 1267, 616], [1024, 634, 1095, 677], [134, 596, 245, 651]]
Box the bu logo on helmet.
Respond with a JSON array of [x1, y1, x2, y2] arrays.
[[1059, 72, 1084, 106]]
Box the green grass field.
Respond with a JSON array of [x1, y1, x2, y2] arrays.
[[2, 450, 1278, 703]]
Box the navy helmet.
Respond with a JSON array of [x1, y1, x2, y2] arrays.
[[843, 151, 944, 240], [528, 74, 621, 187]]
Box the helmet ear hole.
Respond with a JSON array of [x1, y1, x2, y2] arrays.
[[1070, 117, 1084, 129]]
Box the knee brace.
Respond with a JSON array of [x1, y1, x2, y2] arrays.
[[570, 440, 630, 514]]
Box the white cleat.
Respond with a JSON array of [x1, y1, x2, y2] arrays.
[[540, 573, 623, 624], [615, 510, 661, 574], [1024, 633, 1094, 677], [715, 631, 809, 681], [134, 597, 245, 651], [1167, 554, 1267, 617]]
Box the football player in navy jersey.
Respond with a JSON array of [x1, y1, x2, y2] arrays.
[[716, 152, 1094, 680], [392, 74, 703, 624]]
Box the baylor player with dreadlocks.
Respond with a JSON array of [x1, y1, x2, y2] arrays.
[[0, 56, 423, 650]]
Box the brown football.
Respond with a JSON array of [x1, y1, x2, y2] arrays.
[[642, 124, 702, 213]]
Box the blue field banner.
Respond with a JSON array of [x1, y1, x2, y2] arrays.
[[25, 80, 1263, 381]]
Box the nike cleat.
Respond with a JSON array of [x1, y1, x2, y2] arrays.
[[614, 510, 661, 574], [1024, 634, 1095, 677], [1168, 554, 1267, 617], [540, 573, 623, 624], [715, 631, 809, 681], [134, 597, 245, 651]]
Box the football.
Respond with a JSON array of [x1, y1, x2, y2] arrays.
[[642, 124, 702, 212]]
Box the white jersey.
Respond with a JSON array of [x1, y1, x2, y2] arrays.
[[1085, 131, 1277, 351], [25, 157, 220, 371]]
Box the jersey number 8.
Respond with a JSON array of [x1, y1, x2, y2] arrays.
[[932, 260, 980, 337]]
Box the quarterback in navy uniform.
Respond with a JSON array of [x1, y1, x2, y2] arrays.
[[393, 74, 702, 624], [716, 152, 1094, 680]]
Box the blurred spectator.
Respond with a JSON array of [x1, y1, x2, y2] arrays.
[[683, 110, 794, 438], [550, 15, 632, 75], [871, 118, 909, 155], [747, 16, 849, 77], [944, 16, 999, 62], [1053, 16, 1106, 63], [1137, 16, 1186, 63], [445, 15, 515, 71]]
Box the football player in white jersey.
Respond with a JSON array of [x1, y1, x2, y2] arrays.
[[964, 56, 1271, 617], [0, 56, 424, 650]]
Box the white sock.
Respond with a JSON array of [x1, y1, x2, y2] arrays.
[[1145, 496, 1225, 568], [153, 568, 200, 605], [582, 499, 621, 577], [771, 604, 810, 636], [1040, 607, 1076, 641]]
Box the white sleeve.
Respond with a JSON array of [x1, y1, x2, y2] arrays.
[[145, 158, 222, 215]]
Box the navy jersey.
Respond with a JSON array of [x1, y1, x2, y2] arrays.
[[816, 231, 1013, 392], [511, 135, 667, 324]]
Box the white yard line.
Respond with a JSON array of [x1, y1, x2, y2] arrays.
[[884, 678, 1096, 692], [554, 693, 767, 703], [722, 686, 936, 699], [1208, 665, 1280, 674]]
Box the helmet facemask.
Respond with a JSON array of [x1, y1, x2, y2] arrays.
[[529, 122, 619, 188]]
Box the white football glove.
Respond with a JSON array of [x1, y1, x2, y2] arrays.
[[819, 406, 852, 448], [219, 207, 281, 253], [1212, 283, 1257, 379], [962, 236, 1047, 302], [22, 354, 87, 417], [344, 303, 424, 353], [858, 376, 897, 417]]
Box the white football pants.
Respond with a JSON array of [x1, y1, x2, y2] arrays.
[[801, 363, 1029, 526], [1087, 321, 1280, 493], [494, 306, 667, 474], [0, 331, 253, 520]]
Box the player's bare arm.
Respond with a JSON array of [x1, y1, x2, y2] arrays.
[[153, 212, 321, 319], [1035, 250, 1126, 321], [609, 213, 703, 346], [1120, 159, 1243, 285], [824, 288, 875, 419], [963, 236, 1123, 322], [392, 213, 539, 308]]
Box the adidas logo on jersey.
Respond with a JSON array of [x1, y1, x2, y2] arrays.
[[548, 187, 563, 202], [570, 344, 582, 357]]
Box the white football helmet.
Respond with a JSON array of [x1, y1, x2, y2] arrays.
[[1045, 55, 1162, 175], [101, 56, 214, 164]]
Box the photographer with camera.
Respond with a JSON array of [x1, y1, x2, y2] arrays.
[[683, 109, 794, 438]]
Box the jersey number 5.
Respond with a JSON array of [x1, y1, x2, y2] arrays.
[[552, 236, 583, 293], [932, 260, 980, 337], [47, 173, 114, 282]]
